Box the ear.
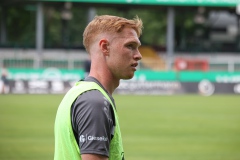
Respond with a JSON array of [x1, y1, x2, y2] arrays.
[[99, 39, 109, 56]]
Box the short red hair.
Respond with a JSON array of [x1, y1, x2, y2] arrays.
[[83, 15, 143, 53]]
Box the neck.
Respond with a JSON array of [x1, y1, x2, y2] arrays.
[[89, 65, 119, 95]]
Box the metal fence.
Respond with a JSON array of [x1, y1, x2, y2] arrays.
[[1, 49, 240, 72], [1, 57, 240, 72]]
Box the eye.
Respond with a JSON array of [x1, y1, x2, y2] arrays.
[[127, 44, 135, 50]]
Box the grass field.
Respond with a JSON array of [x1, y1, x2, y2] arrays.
[[0, 94, 240, 160]]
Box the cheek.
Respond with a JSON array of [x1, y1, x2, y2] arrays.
[[116, 51, 130, 65], [111, 47, 125, 62], [110, 45, 132, 66], [109, 54, 126, 72]]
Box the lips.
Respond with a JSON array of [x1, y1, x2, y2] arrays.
[[131, 63, 138, 71], [131, 63, 138, 67]]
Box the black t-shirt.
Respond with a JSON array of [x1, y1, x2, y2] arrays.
[[71, 77, 116, 157]]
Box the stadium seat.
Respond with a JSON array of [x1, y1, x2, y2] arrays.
[[139, 46, 166, 70]]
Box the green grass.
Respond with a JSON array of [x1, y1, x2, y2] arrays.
[[0, 94, 240, 160]]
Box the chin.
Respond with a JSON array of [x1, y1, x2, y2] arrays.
[[122, 74, 134, 80]]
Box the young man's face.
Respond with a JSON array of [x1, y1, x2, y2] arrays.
[[107, 27, 142, 80]]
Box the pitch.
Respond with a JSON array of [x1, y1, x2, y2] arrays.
[[0, 94, 239, 160]]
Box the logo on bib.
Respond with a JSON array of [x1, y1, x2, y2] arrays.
[[79, 134, 108, 143]]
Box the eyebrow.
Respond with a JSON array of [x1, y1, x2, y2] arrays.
[[126, 39, 141, 47], [109, 36, 141, 46]]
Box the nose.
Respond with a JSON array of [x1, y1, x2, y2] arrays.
[[134, 49, 142, 61]]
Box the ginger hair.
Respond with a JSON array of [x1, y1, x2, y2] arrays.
[[83, 15, 143, 53]]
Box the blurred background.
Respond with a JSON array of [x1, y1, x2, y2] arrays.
[[0, 0, 240, 95], [0, 0, 240, 160]]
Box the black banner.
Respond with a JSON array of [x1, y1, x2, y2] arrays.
[[0, 80, 73, 94], [116, 80, 240, 96], [1, 80, 240, 95]]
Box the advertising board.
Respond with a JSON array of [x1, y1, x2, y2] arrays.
[[1, 68, 239, 95]]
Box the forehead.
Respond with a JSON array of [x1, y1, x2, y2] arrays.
[[111, 28, 141, 45], [121, 27, 138, 37]]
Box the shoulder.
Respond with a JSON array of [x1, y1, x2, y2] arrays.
[[72, 89, 112, 118], [77, 89, 107, 107]]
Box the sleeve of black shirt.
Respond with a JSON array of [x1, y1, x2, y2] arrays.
[[71, 89, 114, 157]]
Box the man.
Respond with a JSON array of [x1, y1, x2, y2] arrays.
[[54, 15, 143, 160], [1, 65, 8, 94]]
